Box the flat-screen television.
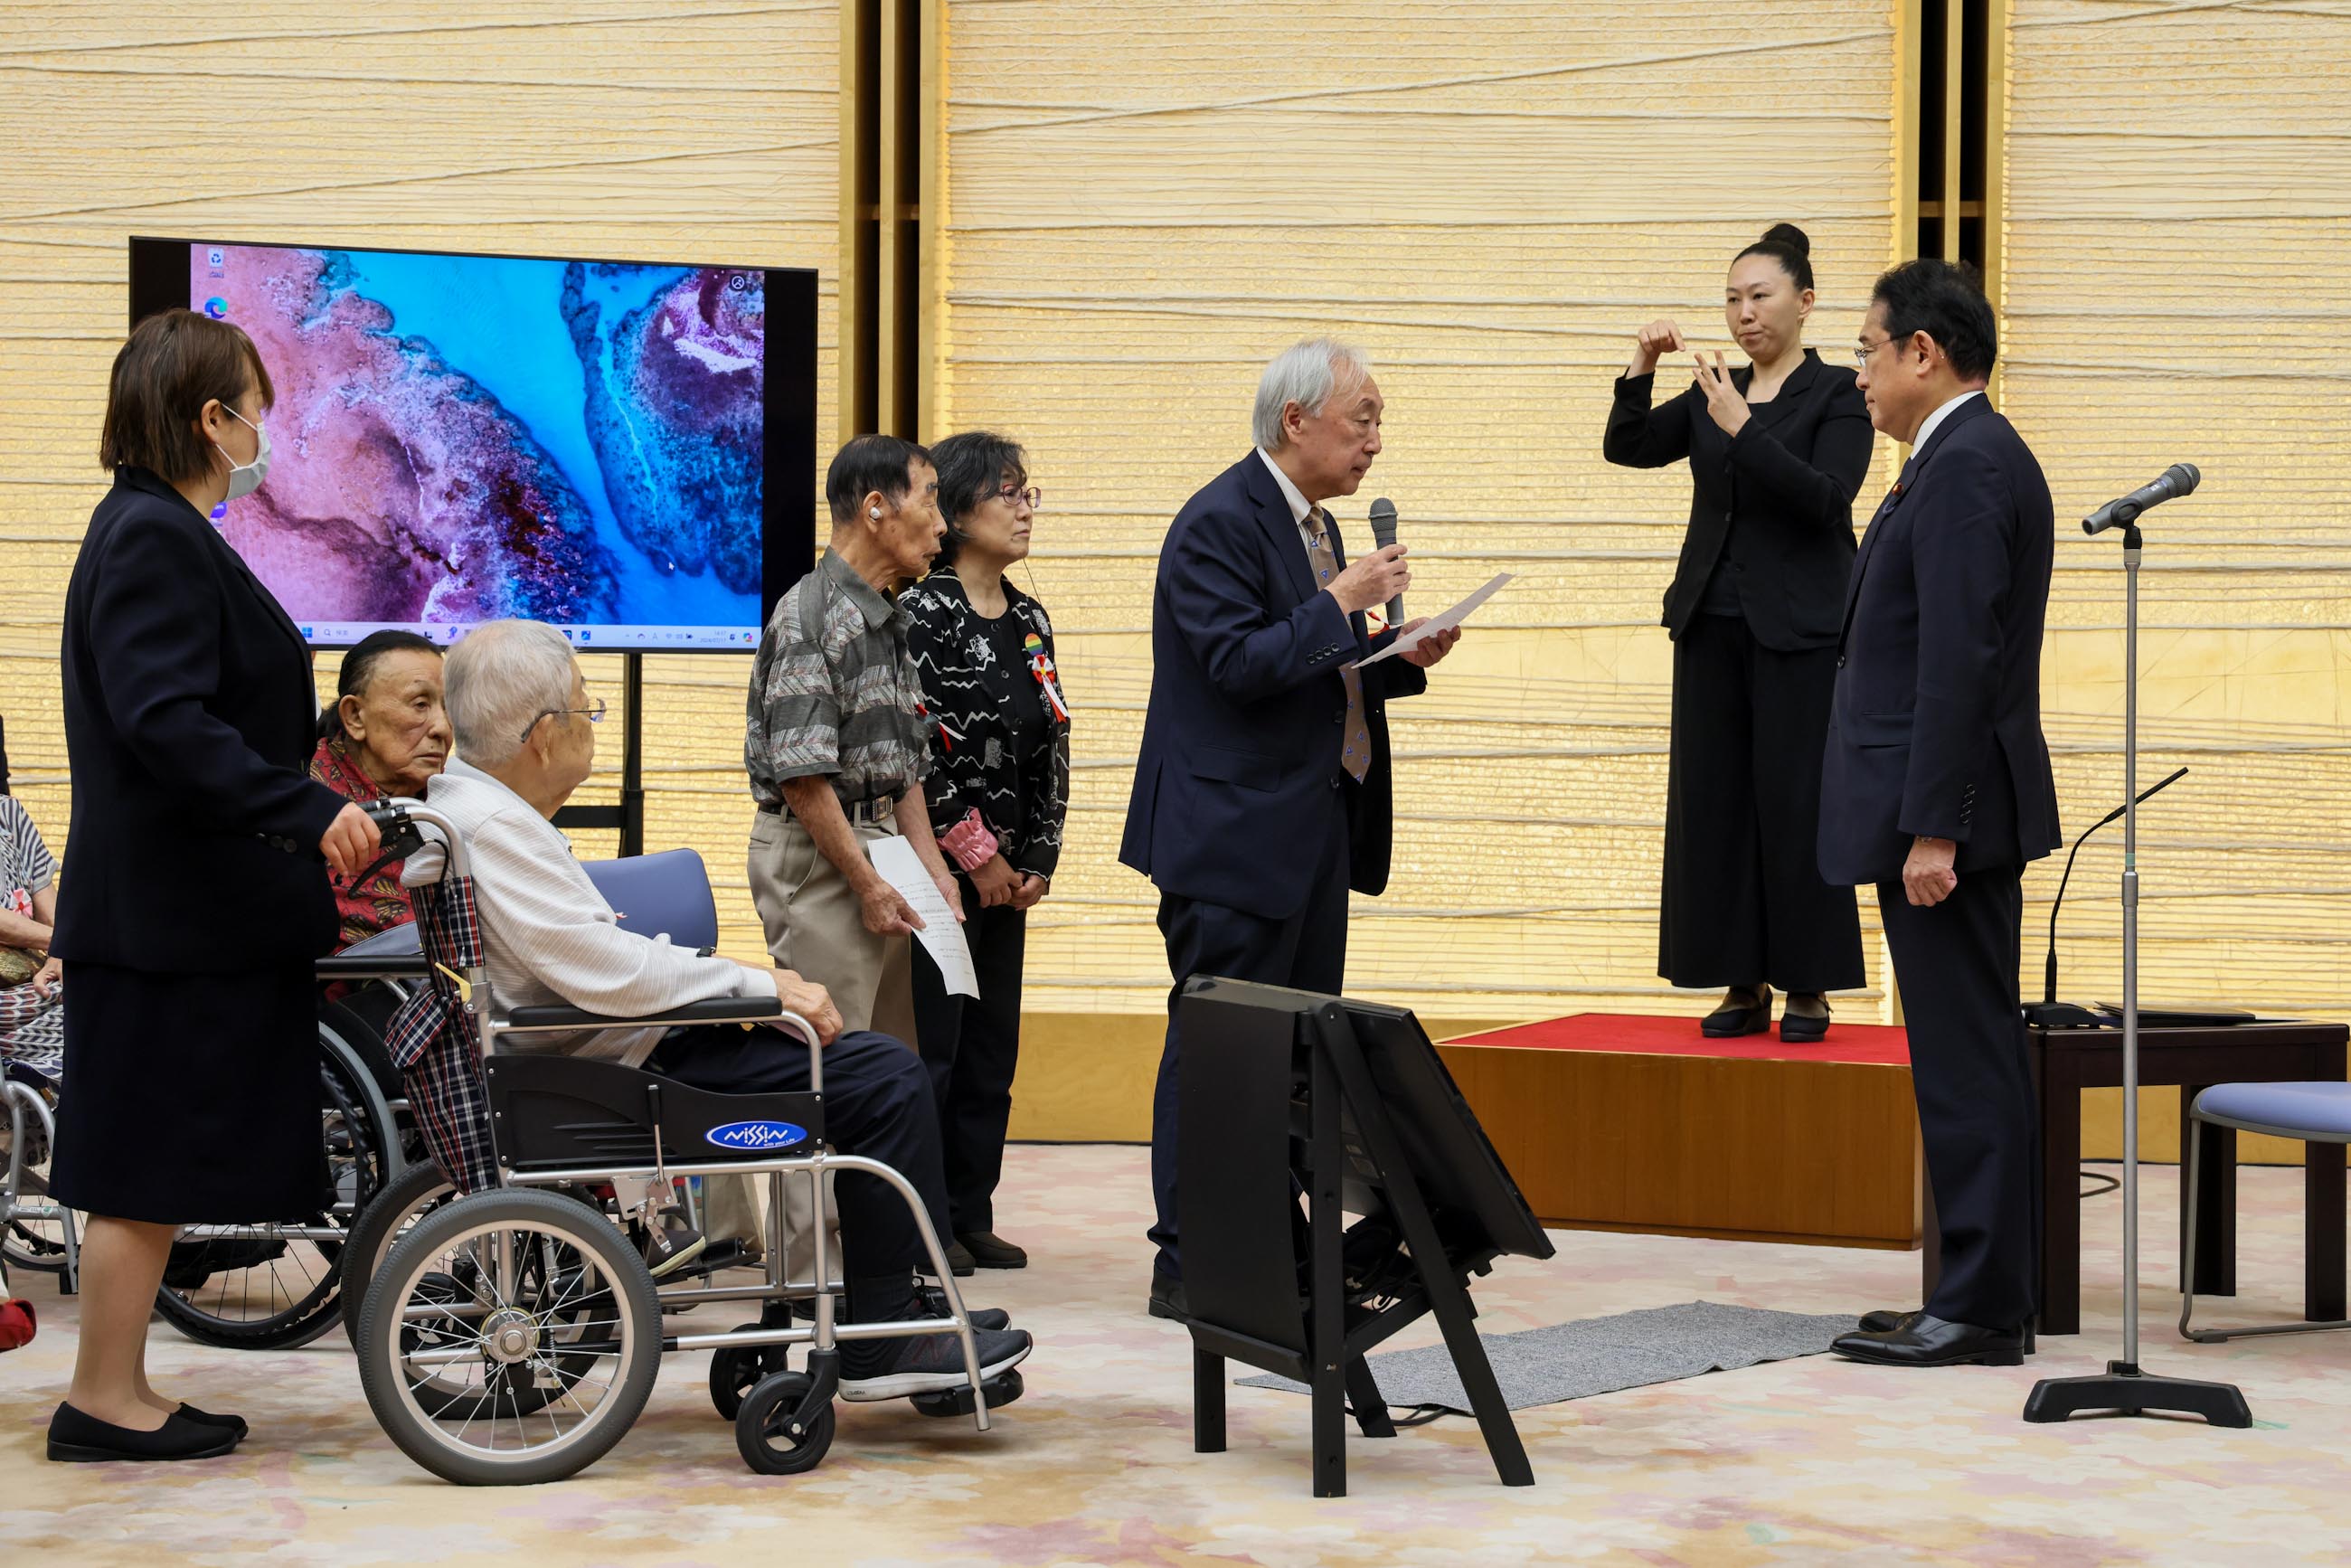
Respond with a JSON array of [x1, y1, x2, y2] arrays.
[[128, 237, 817, 651]]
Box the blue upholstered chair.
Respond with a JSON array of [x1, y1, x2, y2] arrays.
[[581, 848, 720, 952], [2178, 1082, 2351, 1342]]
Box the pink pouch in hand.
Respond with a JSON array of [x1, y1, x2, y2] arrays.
[[939, 808, 1000, 872]]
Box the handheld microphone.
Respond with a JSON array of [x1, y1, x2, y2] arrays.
[[1366, 497, 1402, 624], [2082, 463, 2199, 534], [2021, 765, 2188, 1027]]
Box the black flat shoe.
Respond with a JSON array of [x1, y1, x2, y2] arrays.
[[48, 1404, 240, 1463], [175, 1403, 249, 1440], [941, 1240, 977, 1277], [956, 1231, 1028, 1270], [1779, 997, 1830, 1044], [1857, 1308, 1920, 1335], [1147, 1270, 1189, 1323], [1701, 986, 1773, 1038], [1832, 1313, 2025, 1368]]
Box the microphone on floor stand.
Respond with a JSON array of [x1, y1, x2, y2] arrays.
[[2022, 766, 2188, 1028]]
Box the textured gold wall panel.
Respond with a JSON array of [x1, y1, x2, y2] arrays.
[[2006, 0, 2351, 1037], [940, 1, 1900, 1019], [0, 1, 839, 964]]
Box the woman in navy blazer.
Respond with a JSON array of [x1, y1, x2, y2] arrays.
[[1603, 224, 1871, 1043], [46, 310, 378, 1463]]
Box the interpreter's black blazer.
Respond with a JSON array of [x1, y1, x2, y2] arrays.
[[1817, 397, 2064, 886], [1603, 347, 1874, 651], [1119, 453, 1427, 920], [53, 468, 347, 970]]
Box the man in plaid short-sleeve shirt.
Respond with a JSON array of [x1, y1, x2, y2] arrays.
[[744, 433, 964, 1049]]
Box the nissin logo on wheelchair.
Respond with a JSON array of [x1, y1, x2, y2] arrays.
[[705, 1119, 808, 1152]]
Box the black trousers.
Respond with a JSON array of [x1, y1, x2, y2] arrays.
[[1878, 866, 2039, 1329], [1148, 800, 1351, 1279], [1659, 612, 1864, 993], [647, 1025, 950, 1302], [911, 876, 1027, 1235]]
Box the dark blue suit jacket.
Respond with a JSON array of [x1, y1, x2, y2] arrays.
[[1119, 452, 1426, 920], [1818, 397, 2063, 886], [53, 468, 347, 971]]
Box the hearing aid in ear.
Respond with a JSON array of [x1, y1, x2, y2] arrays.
[[871, 507, 882, 519]]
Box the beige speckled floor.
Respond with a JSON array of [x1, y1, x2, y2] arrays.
[[5, 1146, 2347, 1566]]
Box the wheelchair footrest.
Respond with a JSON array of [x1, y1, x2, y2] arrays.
[[910, 1369, 1025, 1419]]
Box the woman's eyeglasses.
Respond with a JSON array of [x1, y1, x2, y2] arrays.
[[520, 694, 607, 743], [994, 486, 1043, 510]]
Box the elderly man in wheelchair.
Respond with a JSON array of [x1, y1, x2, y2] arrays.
[[353, 619, 1031, 1484]]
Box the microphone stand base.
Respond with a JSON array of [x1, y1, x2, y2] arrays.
[[2022, 1361, 2252, 1427]]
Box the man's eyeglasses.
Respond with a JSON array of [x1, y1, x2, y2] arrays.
[[520, 695, 607, 743], [995, 485, 1043, 510], [1852, 336, 1893, 370]]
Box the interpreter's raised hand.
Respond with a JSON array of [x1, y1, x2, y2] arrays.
[[1327, 543, 1410, 617], [1010, 874, 1049, 912], [1398, 619, 1462, 669], [1695, 351, 1751, 437], [1629, 318, 1686, 375], [320, 801, 382, 882], [1903, 836, 1959, 907], [860, 878, 923, 936], [970, 855, 1021, 910], [774, 968, 844, 1045]]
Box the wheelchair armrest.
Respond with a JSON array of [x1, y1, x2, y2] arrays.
[[502, 997, 786, 1030], [316, 955, 433, 980]]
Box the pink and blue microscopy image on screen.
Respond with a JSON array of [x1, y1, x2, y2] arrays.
[[192, 244, 765, 629]]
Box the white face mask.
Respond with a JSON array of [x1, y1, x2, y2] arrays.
[[215, 405, 271, 500]]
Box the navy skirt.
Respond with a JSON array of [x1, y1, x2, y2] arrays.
[[49, 960, 327, 1224]]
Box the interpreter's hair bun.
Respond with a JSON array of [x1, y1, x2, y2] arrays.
[[1761, 222, 1811, 257]]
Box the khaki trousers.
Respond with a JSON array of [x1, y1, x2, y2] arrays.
[[704, 808, 918, 1283]]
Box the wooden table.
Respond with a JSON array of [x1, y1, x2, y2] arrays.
[[2029, 1021, 2347, 1336]]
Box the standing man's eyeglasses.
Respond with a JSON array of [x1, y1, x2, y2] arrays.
[[520, 695, 607, 743], [1852, 336, 1895, 370]]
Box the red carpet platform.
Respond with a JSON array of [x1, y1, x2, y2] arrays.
[[1435, 1013, 1925, 1252]]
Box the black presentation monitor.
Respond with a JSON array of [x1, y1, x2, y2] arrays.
[[127, 236, 818, 651]]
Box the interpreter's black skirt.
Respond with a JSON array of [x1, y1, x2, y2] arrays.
[[48, 959, 328, 1224], [1657, 612, 1865, 994]]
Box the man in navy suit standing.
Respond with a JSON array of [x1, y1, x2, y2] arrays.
[[1120, 338, 1459, 1318], [1820, 260, 2063, 1368]]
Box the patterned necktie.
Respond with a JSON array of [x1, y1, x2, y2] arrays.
[[1303, 507, 1371, 782]]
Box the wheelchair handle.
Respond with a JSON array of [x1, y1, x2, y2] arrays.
[[368, 797, 470, 880]]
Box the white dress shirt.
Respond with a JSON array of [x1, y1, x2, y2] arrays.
[[402, 757, 777, 1067], [1256, 446, 1322, 550], [1911, 389, 1984, 455]]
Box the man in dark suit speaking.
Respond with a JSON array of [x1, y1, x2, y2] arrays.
[[1821, 260, 2063, 1368], [1121, 337, 1459, 1319]]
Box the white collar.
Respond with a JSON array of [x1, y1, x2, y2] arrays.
[[1255, 447, 1314, 526], [1912, 390, 1985, 454]]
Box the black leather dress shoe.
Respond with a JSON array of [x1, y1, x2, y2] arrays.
[[1701, 986, 1774, 1038], [48, 1404, 240, 1463], [956, 1231, 1028, 1270], [1832, 1313, 2025, 1367], [1857, 1308, 1920, 1335], [942, 1240, 977, 1277], [1147, 1271, 1188, 1322]]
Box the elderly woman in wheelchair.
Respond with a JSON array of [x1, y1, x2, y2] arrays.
[[344, 620, 1029, 1484]]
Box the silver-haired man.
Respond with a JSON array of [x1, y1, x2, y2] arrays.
[[1118, 339, 1460, 1319], [415, 619, 1031, 1399]]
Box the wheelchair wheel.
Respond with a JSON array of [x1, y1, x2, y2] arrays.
[[3, 1082, 74, 1282], [356, 1186, 660, 1486], [708, 1322, 793, 1421], [154, 1036, 387, 1350], [340, 1159, 460, 1352], [735, 1370, 834, 1476]]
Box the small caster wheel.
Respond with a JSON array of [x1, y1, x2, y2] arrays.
[[910, 1368, 1025, 1419], [736, 1370, 834, 1475], [709, 1326, 792, 1421]]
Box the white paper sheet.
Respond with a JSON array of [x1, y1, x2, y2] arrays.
[[1353, 571, 1513, 667], [868, 835, 978, 997]]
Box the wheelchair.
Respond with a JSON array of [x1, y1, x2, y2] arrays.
[[3, 1056, 76, 1291], [346, 798, 1020, 1485]]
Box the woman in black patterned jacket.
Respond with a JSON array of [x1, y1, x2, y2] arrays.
[[900, 430, 1069, 1274]]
